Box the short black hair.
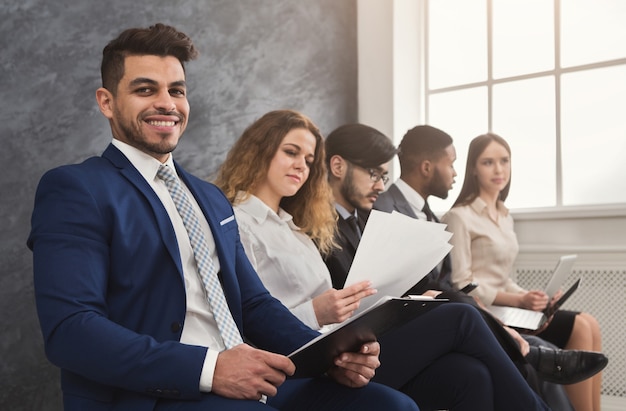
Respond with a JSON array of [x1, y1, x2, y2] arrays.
[[398, 125, 453, 172], [325, 123, 397, 169]]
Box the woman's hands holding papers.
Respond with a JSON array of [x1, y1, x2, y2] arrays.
[[313, 281, 377, 326], [327, 341, 381, 388]]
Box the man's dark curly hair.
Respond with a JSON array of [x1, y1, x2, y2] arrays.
[[100, 23, 198, 94]]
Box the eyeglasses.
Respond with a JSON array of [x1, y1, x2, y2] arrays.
[[366, 168, 390, 184], [345, 159, 390, 184]]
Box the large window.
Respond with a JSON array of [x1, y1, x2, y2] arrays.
[[424, 0, 626, 211]]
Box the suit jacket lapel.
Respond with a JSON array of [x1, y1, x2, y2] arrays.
[[388, 184, 419, 218], [102, 145, 184, 278], [175, 164, 233, 270]]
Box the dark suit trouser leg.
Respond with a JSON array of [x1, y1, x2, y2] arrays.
[[373, 303, 550, 411], [398, 352, 494, 411], [436, 290, 569, 407], [155, 378, 418, 411]]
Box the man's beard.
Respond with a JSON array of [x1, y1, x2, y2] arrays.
[[116, 110, 179, 156], [340, 169, 375, 211], [429, 168, 450, 200]]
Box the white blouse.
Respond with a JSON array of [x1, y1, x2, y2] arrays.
[[441, 197, 526, 306], [234, 195, 332, 330]]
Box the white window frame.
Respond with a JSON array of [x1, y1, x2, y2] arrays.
[[357, 0, 626, 218]]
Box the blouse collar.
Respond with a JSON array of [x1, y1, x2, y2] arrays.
[[469, 196, 509, 217], [236, 192, 300, 230]]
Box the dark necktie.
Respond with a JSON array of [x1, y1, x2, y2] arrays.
[[421, 200, 451, 283], [157, 164, 243, 349], [346, 215, 361, 239], [422, 201, 437, 222]]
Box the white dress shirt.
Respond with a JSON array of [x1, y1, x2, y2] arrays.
[[234, 194, 332, 330], [111, 139, 221, 392]]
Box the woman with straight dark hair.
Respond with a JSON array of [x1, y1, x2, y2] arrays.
[[442, 133, 606, 411]]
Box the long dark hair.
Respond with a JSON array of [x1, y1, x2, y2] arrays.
[[452, 133, 512, 207]]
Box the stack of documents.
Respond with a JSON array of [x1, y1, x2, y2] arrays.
[[344, 210, 453, 314]]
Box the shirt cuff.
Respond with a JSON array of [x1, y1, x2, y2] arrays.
[[199, 348, 219, 392], [292, 300, 322, 330]]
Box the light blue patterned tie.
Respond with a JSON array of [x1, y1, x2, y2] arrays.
[[157, 164, 243, 349]]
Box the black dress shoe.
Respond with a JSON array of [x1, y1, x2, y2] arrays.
[[527, 345, 608, 385]]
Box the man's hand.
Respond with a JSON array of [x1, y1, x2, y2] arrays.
[[327, 341, 380, 388], [313, 281, 377, 326], [212, 344, 295, 400]]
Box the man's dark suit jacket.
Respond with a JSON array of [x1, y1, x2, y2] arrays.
[[28, 144, 318, 411]]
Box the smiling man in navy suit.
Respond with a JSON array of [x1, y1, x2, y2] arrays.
[[27, 24, 418, 411]]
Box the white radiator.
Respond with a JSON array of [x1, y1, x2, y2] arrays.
[[514, 254, 626, 408]]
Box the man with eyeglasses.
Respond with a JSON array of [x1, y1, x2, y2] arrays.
[[323, 123, 397, 289]]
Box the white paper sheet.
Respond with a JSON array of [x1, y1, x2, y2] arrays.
[[345, 210, 453, 314]]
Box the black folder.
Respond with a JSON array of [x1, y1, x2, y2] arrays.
[[288, 296, 448, 378]]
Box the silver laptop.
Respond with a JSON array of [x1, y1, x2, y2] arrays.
[[544, 254, 577, 299], [488, 255, 579, 330]]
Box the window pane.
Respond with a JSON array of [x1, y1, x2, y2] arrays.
[[492, 0, 554, 78], [428, 0, 487, 89], [427, 87, 488, 212], [561, 0, 626, 67], [492, 77, 556, 209], [561, 65, 626, 205]]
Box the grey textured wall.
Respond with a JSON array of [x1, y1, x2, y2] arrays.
[[0, 1, 357, 410]]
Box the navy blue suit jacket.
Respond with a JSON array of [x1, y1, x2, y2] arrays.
[[28, 144, 318, 411]]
